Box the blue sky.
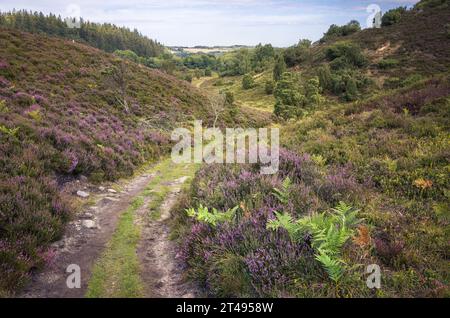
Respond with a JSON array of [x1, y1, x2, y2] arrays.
[[0, 0, 420, 46]]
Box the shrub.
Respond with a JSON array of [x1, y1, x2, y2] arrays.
[[382, 7, 407, 27], [321, 21, 361, 42], [326, 43, 368, 70], [305, 77, 323, 107], [242, 74, 255, 90], [283, 39, 312, 67], [274, 72, 305, 119], [317, 65, 333, 92], [204, 68, 212, 76], [265, 80, 275, 95], [378, 58, 400, 69], [273, 55, 286, 82]]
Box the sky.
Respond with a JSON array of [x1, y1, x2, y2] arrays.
[[0, 0, 420, 47]]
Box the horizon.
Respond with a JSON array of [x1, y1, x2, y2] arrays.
[[0, 0, 420, 47]]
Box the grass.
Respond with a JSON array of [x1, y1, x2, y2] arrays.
[[86, 196, 145, 298], [199, 71, 275, 113], [85, 158, 198, 298]]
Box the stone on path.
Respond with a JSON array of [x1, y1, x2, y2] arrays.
[[76, 190, 89, 198], [82, 220, 97, 229]]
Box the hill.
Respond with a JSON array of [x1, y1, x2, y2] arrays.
[[0, 27, 271, 295], [171, 2, 450, 298]]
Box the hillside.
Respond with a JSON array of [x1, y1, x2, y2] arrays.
[[171, 3, 450, 298], [0, 27, 271, 295]]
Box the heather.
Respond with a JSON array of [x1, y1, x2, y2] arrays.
[[170, 3, 450, 297], [171, 149, 375, 297], [0, 27, 238, 295]]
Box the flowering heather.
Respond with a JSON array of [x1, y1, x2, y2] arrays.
[[13, 91, 34, 106], [0, 76, 9, 87], [0, 27, 228, 294], [319, 165, 360, 204], [32, 94, 48, 105], [0, 59, 9, 69], [174, 148, 359, 297], [23, 103, 40, 115], [63, 149, 79, 173]]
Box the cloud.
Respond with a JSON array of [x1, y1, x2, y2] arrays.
[[0, 0, 421, 46]]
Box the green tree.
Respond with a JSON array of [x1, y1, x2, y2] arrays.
[[381, 7, 407, 26], [283, 39, 312, 67], [242, 74, 255, 90], [273, 55, 287, 82], [305, 77, 323, 107], [344, 75, 358, 101], [265, 80, 275, 95], [274, 72, 305, 119], [317, 64, 333, 91]]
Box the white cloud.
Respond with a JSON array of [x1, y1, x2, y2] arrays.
[[0, 0, 421, 46]]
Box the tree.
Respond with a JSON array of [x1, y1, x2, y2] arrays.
[[210, 93, 227, 128], [242, 74, 255, 90], [317, 65, 333, 91], [274, 72, 305, 119], [283, 39, 312, 67], [344, 76, 358, 101], [273, 55, 287, 82], [104, 59, 130, 113], [321, 20, 361, 42], [381, 7, 407, 26], [225, 91, 234, 105], [265, 80, 275, 95], [305, 77, 323, 107]]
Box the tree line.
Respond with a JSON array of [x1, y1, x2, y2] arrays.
[[0, 10, 165, 57]]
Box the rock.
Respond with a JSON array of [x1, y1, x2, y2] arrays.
[[99, 186, 105, 191], [76, 190, 89, 198], [80, 212, 93, 219], [82, 220, 97, 229], [107, 189, 117, 194]]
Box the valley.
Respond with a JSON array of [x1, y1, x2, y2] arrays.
[[0, 0, 449, 299]]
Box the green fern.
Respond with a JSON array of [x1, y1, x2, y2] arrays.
[[267, 211, 303, 242], [0, 124, 19, 137], [272, 177, 292, 205], [186, 204, 239, 227], [315, 251, 344, 282], [267, 201, 360, 282]]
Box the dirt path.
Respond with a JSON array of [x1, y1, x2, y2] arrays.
[[137, 176, 198, 298], [21, 172, 156, 298]]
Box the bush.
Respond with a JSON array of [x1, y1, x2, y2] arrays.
[[381, 7, 407, 27], [378, 58, 400, 69], [265, 80, 275, 95], [326, 43, 368, 70], [283, 40, 312, 67], [274, 72, 305, 119], [273, 55, 287, 82], [242, 74, 255, 90], [321, 21, 361, 42]]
